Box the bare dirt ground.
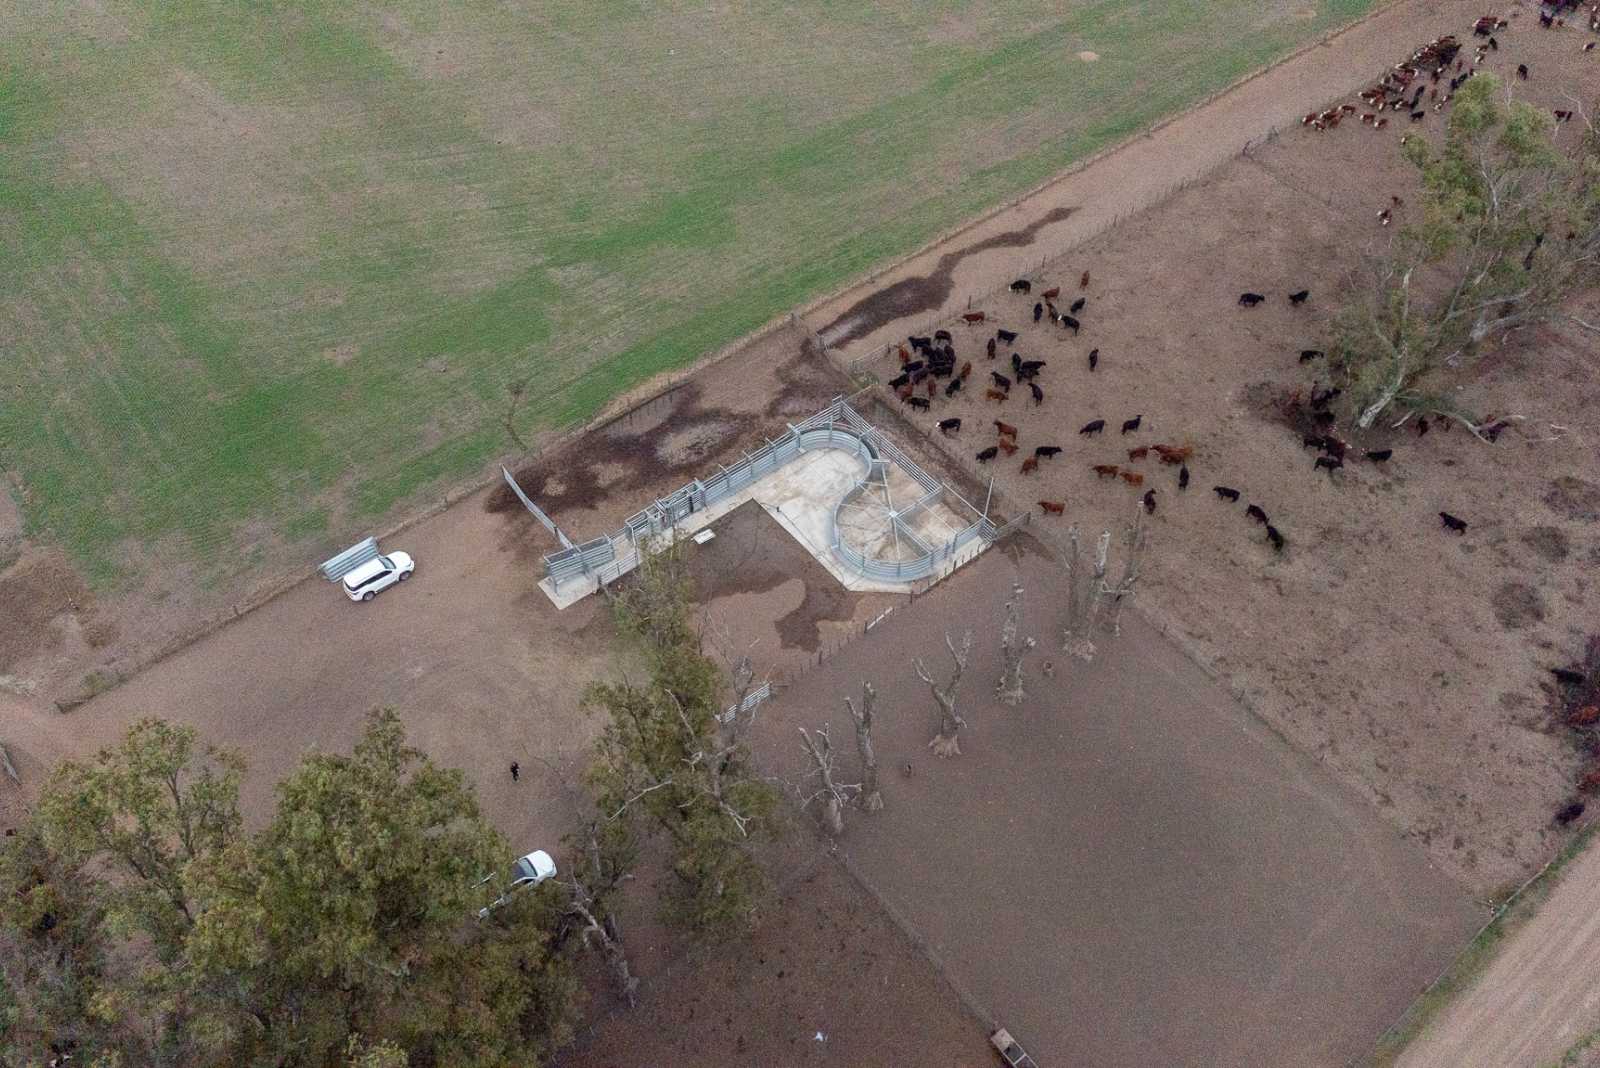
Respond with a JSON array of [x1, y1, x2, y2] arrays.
[[834, 14, 1600, 898], [742, 545, 1480, 1067]]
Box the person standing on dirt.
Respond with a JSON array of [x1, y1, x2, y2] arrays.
[[509, 761, 520, 782]]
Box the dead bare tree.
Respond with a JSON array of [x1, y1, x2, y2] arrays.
[[843, 682, 882, 812], [561, 823, 639, 1007], [1099, 509, 1146, 638], [914, 631, 972, 758], [1061, 527, 1109, 662], [995, 583, 1036, 707], [796, 725, 860, 835]]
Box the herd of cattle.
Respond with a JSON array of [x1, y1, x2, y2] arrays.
[[875, 13, 1595, 551]]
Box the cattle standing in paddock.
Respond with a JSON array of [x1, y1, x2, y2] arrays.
[[934, 329, 952, 343], [907, 397, 930, 411], [1058, 314, 1081, 335], [889, 373, 910, 389], [975, 446, 998, 463], [898, 345, 911, 365], [1553, 667, 1589, 687], [895, 384, 913, 402], [1088, 348, 1099, 372], [1069, 297, 1086, 314], [1033, 302, 1043, 323], [1178, 465, 1189, 491], [1017, 360, 1046, 379], [944, 378, 963, 398], [1214, 486, 1241, 502], [984, 388, 1008, 403], [1238, 292, 1266, 307], [1042, 286, 1061, 301], [1365, 449, 1393, 462], [1120, 471, 1144, 487], [1029, 382, 1044, 406], [959, 362, 973, 380], [1313, 456, 1343, 474], [1289, 290, 1310, 305], [997, 439, 1018, 457], [995, 420, 1018, 439], [1127, 446, 1149, 461], [997, 328, 1018, 345], [1153, 444, 1191, 464], [926, 377, 938, 399], [1080, 270, 1091, 289], [937, 417, 962, 436], [1587, 42, 1597, 52], [1020, 457, 1040, 475], [909, 335, 932, 352], [962, 311, 986, 324], [987, 337, 996, 360], [1038, 500, 1065, 516], [1439, 511, 1468, 534], [1300, 349, 1324, 363], [1034, 445, 1063, 461], [1378, 207, 1393, 227], [1265, 525, 1285, 552], [1010, 278, 1032, 293], [902, 360, 924, 375], [1316, 436, 1347, 461], [1079, 419, 1106, 436], [1120, 415, 1143, 435], [1517, 63, 1529, 80], [1142, 490, 1157, 515], [1246, 504, 1269, 526], [1557, 801, 1586, 826], [1092, 464, 1121, 480], [990, 371, 1011, 391], [1416, 418, 1429, 436]]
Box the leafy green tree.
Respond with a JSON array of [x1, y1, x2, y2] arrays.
[[586, 543, 782, 934], [1330, 74, 1600, 431]]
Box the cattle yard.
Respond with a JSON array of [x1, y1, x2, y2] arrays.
[[5, 2, 1600, 1066]]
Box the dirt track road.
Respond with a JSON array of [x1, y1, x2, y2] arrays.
[[806, 0, 1483, 358], [1398, 836, 1600, 1068]]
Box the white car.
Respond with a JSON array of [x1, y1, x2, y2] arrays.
[[476, 850, 557, 920], [341, 551, 414, 602]]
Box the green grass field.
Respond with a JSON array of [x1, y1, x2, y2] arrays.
[[1, 0, 1371, 586]]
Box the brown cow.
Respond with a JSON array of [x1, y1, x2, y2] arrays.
[[1153, 444, 1193, 465], [997, 439, 1018, 457], [1038, 500, 1065, 516], [959, 362, 973, 380], [994, 420, 1018, 439], [1091, 464, 1121, 480], [1119, 471, 1144, 487], [962, 311, 986, 324], [985, 388, 1007, 403], [1041, 286, 1061, 301], [1020, 457, 1039, 475], [1127, 446, 1149, 461], [926, 377, 937, 399], [1080, 270, 1091, 289]]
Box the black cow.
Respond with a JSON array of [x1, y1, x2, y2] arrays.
[[1010, 278, 1032, 293], [937, 417, 962, 435], [1120, 415, 1142, 435], [1265, 525, 1285, 552], [907, 396, 930, 411], [1313, 456, 1343, 473], [1017, 360, 1045, 378], [1365, 449, 1393, 462], [1178, 465, 1189, 490], [1034, 445, 1063, 460], [1058, 313, 1081, 335], [997, 328, 1018, 344], [1214, 486, 1241, 502], [1299, 349, 1324, 363], [888, 373, 910, 389], [934, 329, 952, 343], [1033, 302, 1044, 323], [1142, 489, 1157, 515], [1079, 419, 1106, 436], [1069, 297, 1086, 314], [1556, 801, 1586, 826], [908, 335, 932, 352], [986, 337, 996, 360], [1517, 63, 1529, 80], [1552, 668, 1589, 687], [1088, 348, 1099, 372], [1246, 504, 1269, 525], [990, 371, 1011, 390], [1439, 511, 1468, 534], [944, 377, 963, 397], [975, 446, 998, 463], [1289, 289, 1310, 305], [1238, 292, 1266, 307], [1029, 381, 1044, 405]]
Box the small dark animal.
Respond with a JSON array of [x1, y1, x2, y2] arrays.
[[1238, 292, 1266, 307], [959, 361, 973, 380], [1092, 464, 1121, 480], [1438, 511, 1468, 534], [1088, 348, 1099, 371], [1313, 410, 1336, 426], [926, 377, 937, 398], [1038, 500, 1065, 516], [1265, 525, 1284, 552], [1152, 443, 1191, 464], [984, 388, 1007, 403], [908, 335, 932, 352], [1214, 486, 1241, 502], [990, 371, 1011, 390], [1009, 278, 1032, 293], [1556, 801, 1586, 826], [1059, 314, 1081, 334], [934, 329, 952, 343], [1033, 302, 1044, 323], [1178, 465, 1189, 490], [1288, 289, 1310, 305], [996, 328, 1018, 344], [975, 446, 998, 463], [1029, 382, 1044, 405], [962, 311, 986, 324], [1069, 297, 1086, 314], [888, 373, 910, 389], [1079, 419, 1106, 436], [1317, 436, 1346, 460], [1365, 449, 1392, 462], [1314, 456, 1343, 473], [1587, 42, 1597, 52], [1552, 668, 1589, 687], [1080, 270, 1091, 289], [1011, 352, 1022, 372], [1017, 359, 1046, 377], [1020, 457, 1039, 475], [1142, 489, 1156, 515], [1120, 471, 1144, 487], [987, 337, 996, 360], [1034, 445, 1063, 460], [1488, 35, 1498, 51], [1482, 419, 1511, 443], [1120, 415, 1142, 435], [937, 417, 962, 435], [1417, 417, 1430, 436], [907, 397, 929, 411], [995, 420, 1018, 438], [1310, 386, 1341, 410], [903, 360, 924, 374], [902, 762, 913, 778], [1246, 504, 1269, 525], [1299, 349, 1324, 363], [1517, 63, 1529, 80], [1041, 286, 1061, 301]]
